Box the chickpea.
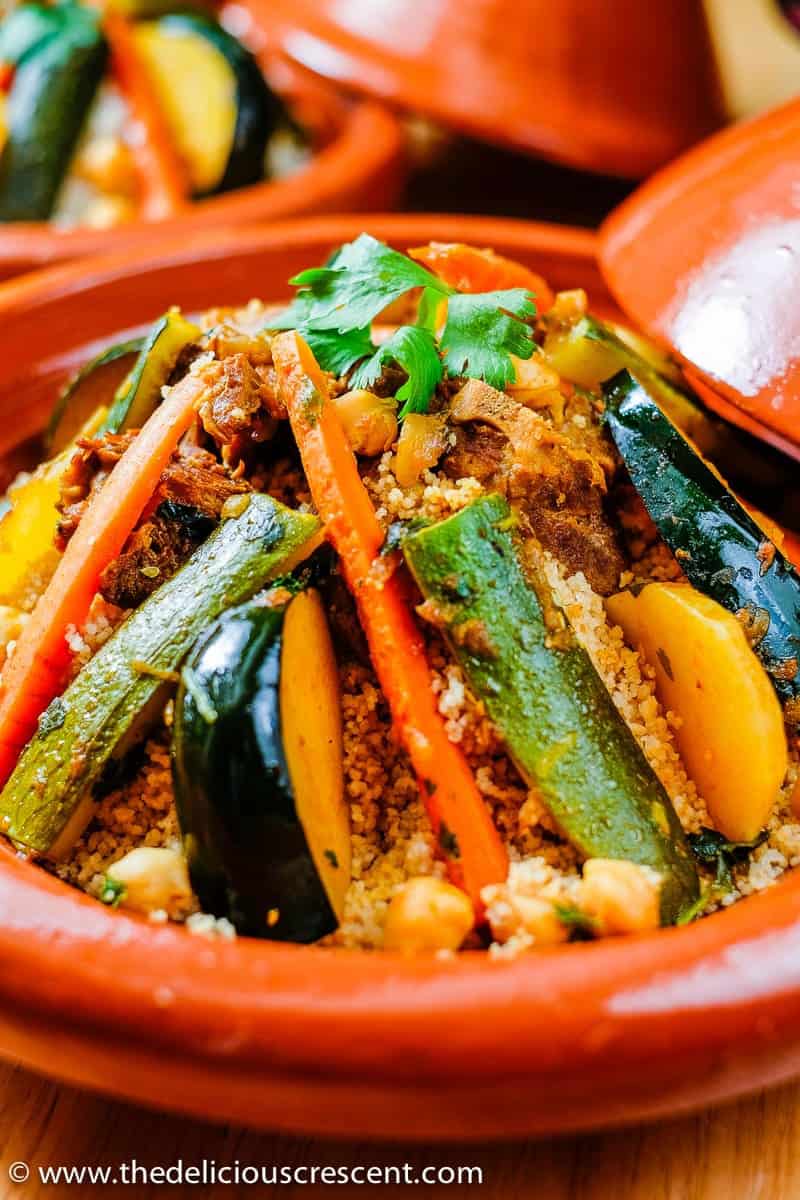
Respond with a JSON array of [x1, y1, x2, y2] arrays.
[[547, 288, 588, 324], [332, 389, 398, 457], [83, 195, 137, 230], [509, 354, 561, 395], [512, 895, 569, 945], [106, 847, 193, 920], [73, 135, 137, 197], [579, 858, 660, 936], [383, 877, 474, 954]]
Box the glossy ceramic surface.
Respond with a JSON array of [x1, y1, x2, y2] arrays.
[[259, 0, 724, 177], [0, 216, 798, 1140], [600, 96, 800, 456], [0, 8, 405, 279]]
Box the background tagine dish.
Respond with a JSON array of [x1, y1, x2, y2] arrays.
[[0, 234, 798, 957], [0, 0, 310, 231]]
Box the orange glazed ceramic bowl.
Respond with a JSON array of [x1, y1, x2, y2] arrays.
[[0, 11, 405, 281], [1, 215, 800, 1141]]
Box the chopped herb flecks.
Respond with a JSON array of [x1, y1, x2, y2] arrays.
[[37, 697, 68, 737], [99, 875, 127, 908], [438, 821, 460, 859]]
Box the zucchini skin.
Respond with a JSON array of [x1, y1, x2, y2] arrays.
[[403, 494, 698, 923], [101, 311, 200, 434], [0, 13, 108, 221], [547, 316, 800, 511], [0, 495, 320, 854], [173, 600, 336, 942], [153, 12, 288, 195], [604, 370, 800, 722], [46, 338, 144, 453]]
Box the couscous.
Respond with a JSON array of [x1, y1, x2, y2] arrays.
[[0, 235, 798, 956]]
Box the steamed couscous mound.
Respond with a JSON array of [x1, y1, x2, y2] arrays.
[[0, 236, 798, 955]]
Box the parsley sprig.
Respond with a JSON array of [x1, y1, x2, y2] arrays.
[[271, 234, 537, 418]]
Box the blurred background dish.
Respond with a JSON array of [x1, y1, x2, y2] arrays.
[[0, 0, 405, 276]]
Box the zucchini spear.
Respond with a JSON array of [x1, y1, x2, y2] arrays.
[[403, 494, 699, 924], [603, 370, 800, 724], [0, 494, 320, 857]]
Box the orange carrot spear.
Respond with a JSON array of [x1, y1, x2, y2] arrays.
[[0, 372, 204, 786], [273, 330, 508, 911], [103, 10, 188, 221]]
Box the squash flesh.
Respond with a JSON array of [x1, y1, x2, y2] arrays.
[[280, 589, 349, 921], [0, 406, 107, 612], [134, 23, 237, 194], [606, 582, 787, 843]]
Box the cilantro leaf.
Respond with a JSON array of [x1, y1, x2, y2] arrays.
[[287, 234, 451, 333], [687, 826, 768, 895], [440, 288, 537, 389], [302, 326, 374, 376], [351, 326, 443, 418]]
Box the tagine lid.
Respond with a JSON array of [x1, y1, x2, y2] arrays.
[[599, 95, 800, 458], [258, 0, 723, 178]]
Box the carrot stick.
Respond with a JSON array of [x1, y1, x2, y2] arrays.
[[272, 331, 508, 910], [0, 373, 204, 787], [103, 11, 188, 221], [410, 242, 554, 309]]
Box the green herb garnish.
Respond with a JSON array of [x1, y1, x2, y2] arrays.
[[440, 289, 536, 391], [553, 903, 598, 938], [270, 234, 537, 417], [99, 875, 127, 908], [352, 325, 442, 418], [677, 827, 769, 924], [37, 697, 69, 737], [438, 821, 461, 859]]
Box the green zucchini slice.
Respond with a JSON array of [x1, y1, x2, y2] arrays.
[[134, 12, 288, 197], [0, 3, 76, 67], [174, 588, 349, 942], [604, 369, 800, 723], [101, 310, 200, 434], [0, 10, 108, 221], [46, 338, 144, 453], [403, 493, 698, 923], [0, 494, 320, 857], [544, 315, 800, 507]]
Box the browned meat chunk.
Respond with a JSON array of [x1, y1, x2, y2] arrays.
[[98, 506, 211, 609], [57, 436, 249, 547], [57, 434, 251, 608], [442, 380, 625, 595], [195, 354, 279, 457]]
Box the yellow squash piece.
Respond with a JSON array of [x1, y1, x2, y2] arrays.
[[394, 413, 448, 487], [280, 588, 350, 921], [134, 22, 237, 194], [0, 407, 106, 612], [606, 582, 787, 843]]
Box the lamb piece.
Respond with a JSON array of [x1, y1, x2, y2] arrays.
[[98, 503, 214, 609], [57, 432, 137, 548], [195, 354, 280, 458], [443, 380, 625, 595], [57, 435, 250, 549], [57, 432, 251, 607]]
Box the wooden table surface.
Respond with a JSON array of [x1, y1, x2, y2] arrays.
[[0, 1059, 799, 1198]]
